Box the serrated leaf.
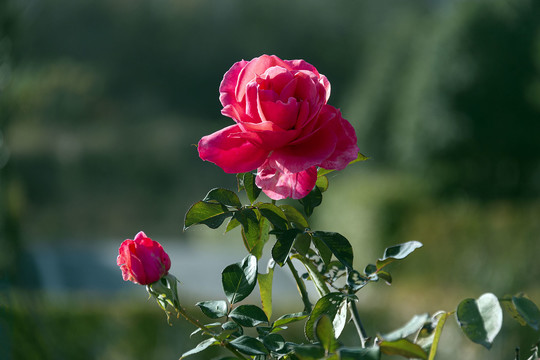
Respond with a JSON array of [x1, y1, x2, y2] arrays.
[[376, 241, 423, 270], [299, 186, 322, 217], [273, 312, 309, 328], [316, 315, 339, 353], [257, 203, 289, 231], [318, 153, 369, 177], [196, 300, 228, 319], [381, 313, 429, 342], [512, 295, 540, 330], [379, 339, 427, 359], [180, 337, 218, 359], [311, 231, 354, 269], [203, 188, 242, 208], [230, 305, 269, 327], [339, 346, 381, 360], [272, 228, 302, 266], [456, 293, 502, 349], [279, 204, 309, 228], [258, 259, 275, 320], [222, 255, 257, 304], [305, 292, 348, 341], [184, 201, 232, 229], [262, 333, 285, 352], [229, 335, 269, 356]]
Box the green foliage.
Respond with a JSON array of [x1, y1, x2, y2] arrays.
[[258, 260, 275, 320], [456, 293, 503, 349], [184, 201, 231, 230], [230, 305, 269, 327], [379, 339, 427, 359], [196, 300, 228, 319], [221, 255, 257, 305]]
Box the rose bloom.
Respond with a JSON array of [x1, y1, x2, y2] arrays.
[[198, 54, 359, 200], [117, 231, 171, 285]]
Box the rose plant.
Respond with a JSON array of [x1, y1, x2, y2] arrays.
[[118, 55, 540, 360]]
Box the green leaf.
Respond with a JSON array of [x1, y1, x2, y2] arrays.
[[237, 209, 270, 259], [339, 346, 381, 360], [376, 241, 423, 270], [180, 337, 218, 359], [222, 255, 258, 304], [238, 172, 261, 204], [230, 304, 269, 327], [184, 201, 231, 230], [272, 228, 302, 266], [273, 312, 309, 328], [203, 188, 242, 208], [293, 344, 325, 360], [318, 152, 369, 177], [258, 259, 275, 320], [225, 216, 241, 232], [305, 292, 348, 341], [426, 312, 450, 360], [222, 321, 243, 337], [229, 335, 269, 356], [262, 333, 285, 352], [293, 233, 311, 255], [315, 315, 339, 353], [379, 339, 427, 359], [257, 203, 289, 231], [195, 300, 228, 319], [279, 204, 309, 228], [292, 253, 330, 297], [299, 186, 322, 217], [456, 293, 503, 349], [512, 295, 540, 330], [311, 231, 354, 269], [316, 175, 329, 192], [312, 236, 332, 266], [377, 271, 392, 285], [381, 313, 429, 342]]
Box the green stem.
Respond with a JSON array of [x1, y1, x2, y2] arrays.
[[349, 300, 367, 348], [177, 305, 248, 360], [286, 258, 313, 313]]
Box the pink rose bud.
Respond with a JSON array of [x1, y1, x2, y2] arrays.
[[117, 231, 171, 285], [198, 54, 359, 200]]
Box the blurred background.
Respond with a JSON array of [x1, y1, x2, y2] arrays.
[[1, 0, 540, 359]]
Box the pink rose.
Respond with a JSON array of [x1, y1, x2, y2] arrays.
[[117, 231, 171, 285], [198, 54, 358, 200]]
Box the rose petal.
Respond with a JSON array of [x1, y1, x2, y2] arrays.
[[256, 164, 317, 200], [318, 107, 359, 170], [235, 55, 290, 102], [198, 124, 269, 173], [269, 122, 338, 173]]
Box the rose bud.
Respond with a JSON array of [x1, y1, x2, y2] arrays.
[[117, 231, 171, 285]]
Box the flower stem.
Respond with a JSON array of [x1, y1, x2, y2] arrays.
[[349, 300, 368, 348], [176, 305, 247, 359], [286, 258, 313, 313]]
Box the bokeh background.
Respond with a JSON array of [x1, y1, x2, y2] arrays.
[[1, 0, 540, 359]]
